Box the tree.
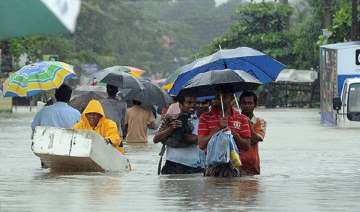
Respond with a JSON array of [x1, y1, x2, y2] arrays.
[[200, 2, 294, 66]]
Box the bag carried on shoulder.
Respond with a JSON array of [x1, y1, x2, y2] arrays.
[[205, 130, 241, 168]]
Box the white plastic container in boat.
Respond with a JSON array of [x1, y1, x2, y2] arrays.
[[31, 126, 131, 172]]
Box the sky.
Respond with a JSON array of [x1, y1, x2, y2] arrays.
[[214, 0, 229, 7]]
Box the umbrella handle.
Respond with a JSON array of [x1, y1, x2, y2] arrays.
[[233, 93, 241, 112], [220, 94, 225, 117]]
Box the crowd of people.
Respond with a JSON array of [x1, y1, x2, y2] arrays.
[[31, 83, 266, 177]]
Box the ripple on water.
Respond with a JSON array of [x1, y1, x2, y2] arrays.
[[1, 109, 360, 211]]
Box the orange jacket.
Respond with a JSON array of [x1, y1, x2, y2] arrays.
[[73, 100, 124, 154]]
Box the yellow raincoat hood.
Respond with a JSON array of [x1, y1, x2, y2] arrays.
[[83, 99, 106, 117], [74, 100, 124, 154]]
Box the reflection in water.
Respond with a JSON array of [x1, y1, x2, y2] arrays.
[[33, 171, 123, 203], [1, 109, 360, 211], [159, 176, 260, 211]]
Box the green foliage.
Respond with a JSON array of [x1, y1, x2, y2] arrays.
[[2, 0, 244, 77], [4, 0, 357, 78], [292, 15, 322, 69], [326, 3, 360, 43], [200, 2, 296, 67]]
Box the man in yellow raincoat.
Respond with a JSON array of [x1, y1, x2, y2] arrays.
[[73, 99, 125, 154]]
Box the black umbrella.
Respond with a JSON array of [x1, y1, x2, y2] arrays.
[[180, 69, 261, 97], [179, 69, 262, 116], [69, 91, 105, 113], [124, 79, 170, 110], [93, 69, 144, 90]]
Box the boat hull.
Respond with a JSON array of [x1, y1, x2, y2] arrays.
[[32, 126, 131, 172]]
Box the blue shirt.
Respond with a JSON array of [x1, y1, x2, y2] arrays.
[[31, 102, 80, 131], [165, 114, 205, 168]]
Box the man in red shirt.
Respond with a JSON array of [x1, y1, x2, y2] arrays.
[[239, 91, 266, 175], [198, 90, 251, 177]]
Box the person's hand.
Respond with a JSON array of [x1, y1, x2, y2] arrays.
[[219, 117, 228, 129], [230, 128, 239, 137], [169, 120, 182, 130], [105, 138, 113, 145]]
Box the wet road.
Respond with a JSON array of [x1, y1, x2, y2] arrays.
[[1, 109, 360, 211]]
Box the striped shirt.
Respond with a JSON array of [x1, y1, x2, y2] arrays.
[[198, 107, 251, 149]]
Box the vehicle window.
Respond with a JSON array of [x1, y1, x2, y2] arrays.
[[348, 83, 360, 113]]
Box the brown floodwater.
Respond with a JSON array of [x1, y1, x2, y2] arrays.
[[1, 109, 360, 211]]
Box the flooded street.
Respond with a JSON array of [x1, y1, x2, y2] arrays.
[[1, 109, 360, 211]]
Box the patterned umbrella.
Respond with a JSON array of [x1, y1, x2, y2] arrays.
[[1, 61, 76, 97], [101, 66, 145, 78], [124, 66, 145, 78]]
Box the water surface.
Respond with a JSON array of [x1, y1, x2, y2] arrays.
[[1, 109, 360, 211]]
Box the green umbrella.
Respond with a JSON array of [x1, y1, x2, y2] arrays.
[[0, 0, 81, 40]]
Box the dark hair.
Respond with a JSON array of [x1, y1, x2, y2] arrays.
[[216, 86, 233, 94], [55, 84, 72, 102], [106, 84, 118, 97], [133, 100, 142, 105], [176, 94, 186, 104], [239, 90, 257, 105]]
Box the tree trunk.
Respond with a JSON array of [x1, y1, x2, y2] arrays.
[[0, 41, 13, 73], [351, 0, 358, 40], [324, 0, 332, 28]]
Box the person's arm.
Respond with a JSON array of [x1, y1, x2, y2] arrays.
[[121, 104, 127, 135], [148, 121, 156, 130], [198, 117, 227, 150], [153, 118, 181, 143], [231, 130, 250, 151], [31, 112, 41, 132], [198, 127, 222, 150], [104, 121, 121, 147], [147, 111, 156, 129], [123, 110, 129, 138], [231, 116, 252, 151], [249, 123, 263, 144], [250, 118, 266, 144]]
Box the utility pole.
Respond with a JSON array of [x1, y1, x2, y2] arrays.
[[351, 0, 358, 40]]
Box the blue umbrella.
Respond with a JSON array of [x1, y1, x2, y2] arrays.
[[169, 47, 285, 96], [196, 96, 215, 102]]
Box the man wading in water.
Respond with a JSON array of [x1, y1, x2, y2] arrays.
[[198, 90, 251, 177], [239, 91, 266, 175], [153, 95, 204, 174]]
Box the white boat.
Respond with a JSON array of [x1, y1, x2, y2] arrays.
[[31, 126, 131, 172]]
